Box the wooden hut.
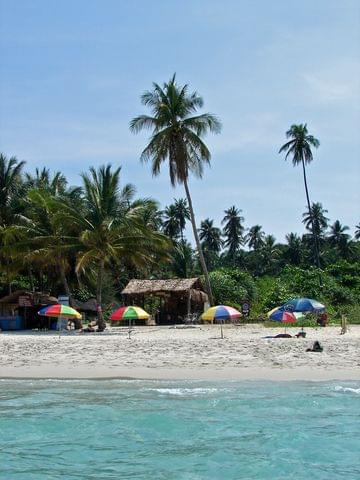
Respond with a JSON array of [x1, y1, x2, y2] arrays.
[[121, 278, 208, 325], [0, 290, 58, 330]]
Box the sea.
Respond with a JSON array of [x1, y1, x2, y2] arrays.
[[0, 379, 359, 480]]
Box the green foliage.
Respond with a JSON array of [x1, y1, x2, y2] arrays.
[[208, 270, 247, 309], [216, 268, 257, 301], [326, 261, 360, 292], [72, 287, 93, 302]]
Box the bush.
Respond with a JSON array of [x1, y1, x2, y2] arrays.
[[208, 270, 247, 309]]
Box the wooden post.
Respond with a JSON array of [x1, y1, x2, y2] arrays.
[[187, 289, 191, 317]]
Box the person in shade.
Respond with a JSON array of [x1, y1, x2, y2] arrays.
[[306, 341, 323, 352]]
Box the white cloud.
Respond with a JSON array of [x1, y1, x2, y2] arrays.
[[301, 60, 360, 105]]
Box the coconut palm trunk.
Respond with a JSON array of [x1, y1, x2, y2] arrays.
[[184, 178, 214, 305], [301, 158, 321, 270], [96, 258, 106, 331], [60, 264, 71, 297]]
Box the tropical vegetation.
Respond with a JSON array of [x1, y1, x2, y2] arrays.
[[0, 81, 359, 325]]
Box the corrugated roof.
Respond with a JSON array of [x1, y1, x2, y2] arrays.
[[122, 278, 204, 295]]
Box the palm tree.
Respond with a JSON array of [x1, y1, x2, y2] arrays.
[[199, 218, 223, 271], [355, 223, 360, 240], [171, 240, 194, 277], [222, 206, 244, 261], [302, 202, 329, 238], [247, 225, 265, 250], [130, 74, 221, 305], [329, 220, 351, 258], [4, 189, 78, 296], [0, 153, 26, 292], [260, 235, 280, 273], [285, 232, 302, 265], [173, 198, 190, 243], [73, 165, 169, 330], [199, 218, 223, 254], [24, 167, 83, 204], [162, 204, 181, 240], [0, 153, 25, 226], [279, 124, 321, 269]]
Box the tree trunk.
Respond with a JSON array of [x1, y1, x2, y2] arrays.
[[301, 159, 322, 281], [27, 266, 35, 292], [96, 258, 106, 331], [183, 177, 214, 305], [60, 265, 71, 297]]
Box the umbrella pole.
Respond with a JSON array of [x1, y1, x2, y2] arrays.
[[58, 315, 62, 339], [220, 320, 224, 339], [128, 318, 131, 339]]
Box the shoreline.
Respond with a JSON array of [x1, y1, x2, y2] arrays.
[[1, 366, 360, 382]]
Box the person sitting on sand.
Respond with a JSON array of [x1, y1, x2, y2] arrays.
[[80, 323, 95, 333], [306, 341, 323, 352]]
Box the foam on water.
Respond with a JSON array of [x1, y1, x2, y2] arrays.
[[1, 379, 360, 480], [333, 385, 360, 394]]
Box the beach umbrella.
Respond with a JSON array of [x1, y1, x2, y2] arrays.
[[267, 308, 304, 323], [279, 298, 325, 313], [38, 304, 82, 319], [110, 306, 150, 322], [201, 305, 242, 322], [202, 305, 242, 339], [267, 307, 304, 334], [38, 304, 82, 336], [110, 306, 150, 339]]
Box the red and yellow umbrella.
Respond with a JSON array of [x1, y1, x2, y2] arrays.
[[202, 305, 242, 322], [38, 304, 82, 319], [110, 306, 149, 322]]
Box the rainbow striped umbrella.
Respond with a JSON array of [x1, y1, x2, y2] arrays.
[[110, 306, 149, 322], [267, 307, 304, 324], [202, 305, 242, 323], [38, 304, 82, 319]]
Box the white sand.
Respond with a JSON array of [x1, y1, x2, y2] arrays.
[[1, 324, 360, 381]]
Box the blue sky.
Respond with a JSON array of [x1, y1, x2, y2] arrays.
[[0, 0, 359, 241]]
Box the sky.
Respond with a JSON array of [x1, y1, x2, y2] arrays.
[[0, 0, 359, 242]]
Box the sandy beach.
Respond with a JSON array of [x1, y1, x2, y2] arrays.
[[1, 324, 360, 381]]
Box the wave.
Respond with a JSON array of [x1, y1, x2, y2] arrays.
[[334, 385, 360, 395]]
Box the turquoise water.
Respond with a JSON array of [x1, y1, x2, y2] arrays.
[[1, 379, 359, 479]]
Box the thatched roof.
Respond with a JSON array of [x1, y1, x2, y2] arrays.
[[70, 297, 97, 312], [0, 290, 58, 305], [122, 278, 205, 296]]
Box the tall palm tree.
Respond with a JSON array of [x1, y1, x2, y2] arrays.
[[279, 124, 321, 269], [0, 153, 25, 226], [173, 198, 190, 243], [130, 74, 221, 305], [247, 225, 265, 250], [73, 165, 169, 330], [222, 206, 244, 261]]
